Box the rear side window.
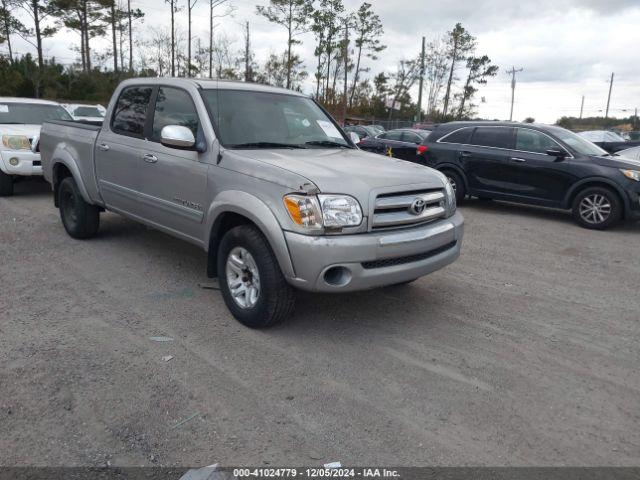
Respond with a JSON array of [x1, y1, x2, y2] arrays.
[[471, 127, 514, 149], [516, 128, 559, 154], [402, 132, 422, 144], [111, 86, 153, 137], [439, 127, 473, 144], [152, 87, 199, 141], [380, 131, 403, 141]]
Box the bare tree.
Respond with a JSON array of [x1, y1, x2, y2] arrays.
[[17, 0, 58, 71], [256, 0, 313, 89], [164, 0, 179, 76], [186, 0, 196, 76], [348, 2, 385, 107], [207, 0, 232, 78]]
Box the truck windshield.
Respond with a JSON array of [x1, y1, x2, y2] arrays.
[[74, 106, 104, 117], [201, 89, 351, 149], [0, 103, 73, 124]]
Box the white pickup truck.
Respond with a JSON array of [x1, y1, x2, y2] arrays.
[[0, 97, 74, 196]]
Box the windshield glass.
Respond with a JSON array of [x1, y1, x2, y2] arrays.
[[578, 130, 625, 142], [0, 103, 73, 124], [549, 127, 608, 156], [74, 106, 104, 117], [201, 89, 350, 149]]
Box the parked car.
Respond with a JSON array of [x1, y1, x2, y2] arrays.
[[616, 146, 640, 161], [359, 128, 431, 162], [418, 121, 640, 229], [40, 78, 463, 328], [343, 124, 379, 140], [64, 103, 106, 124], [0, 97, 73, 196], [577, 130, 640, 153], [370, 124, 385, 133]]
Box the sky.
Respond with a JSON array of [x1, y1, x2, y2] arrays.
[[3, 0, 640, 123]]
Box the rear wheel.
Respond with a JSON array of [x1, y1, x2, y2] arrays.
[[217, 225, 296, 328], [58, 177, 100, 239], [442, 169, 465, 203], [0, 170, 13, 197], [572, 186, 622, 230]]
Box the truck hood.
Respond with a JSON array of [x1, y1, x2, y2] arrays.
[[0, 124, 42, 137], [233, 148, 446, 197]]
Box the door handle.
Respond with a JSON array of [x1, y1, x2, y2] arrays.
[[459, 151, 472, 158], [143, 154, 158, 163], [98, 143, 110, 152], [511, 157, 527, 163]]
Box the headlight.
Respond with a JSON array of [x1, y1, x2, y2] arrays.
[[2, 135, 31, 151], [436, 172, 457, 217], [620, 169, 640, 182], [284, 194, 363, 229], [284, 194, 323, 229], [317, 194, 363, 228]]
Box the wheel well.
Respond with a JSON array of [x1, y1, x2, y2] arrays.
[[207, 212, 257, 278], [567, 181, 625, 214], [52, 163, 73, 208], [438, 166, 467, 190]]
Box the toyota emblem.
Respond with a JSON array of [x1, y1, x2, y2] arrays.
[[409, 198, 427, 215]]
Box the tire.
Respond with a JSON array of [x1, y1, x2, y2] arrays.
[[0, 170, 13, 197], [58, 176, 100, 239], [442, 169, 466, 203], [217, 225, 296, 328], [572, 186, 622, 230]]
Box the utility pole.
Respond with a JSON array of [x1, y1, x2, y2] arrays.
[[244, 21, 251, 82], [579, 95, 585, 119], [416, 36, 426, 124], [605, 72, 614, 119], [342, 21, 349, 126], [508, 66, 523, 122]]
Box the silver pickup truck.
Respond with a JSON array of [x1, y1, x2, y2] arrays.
[[40, 78, 464, 328]]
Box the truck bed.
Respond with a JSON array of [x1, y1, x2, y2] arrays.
[[40, 120, 102, 205]]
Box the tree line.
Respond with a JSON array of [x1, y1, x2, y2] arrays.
[[0, 0, 499, 122]]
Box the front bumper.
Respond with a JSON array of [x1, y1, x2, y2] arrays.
[[285, 211, 464, 292], [0, 150, 43, 176]]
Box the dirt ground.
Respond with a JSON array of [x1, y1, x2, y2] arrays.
[[1, 179, 639, 467]]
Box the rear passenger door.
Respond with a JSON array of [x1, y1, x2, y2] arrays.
[[95, 85, 153, 216], [377, 130, 405, 157], [399, 131, 423, 162], [135, 86, 209, 242], [462, 126, 515, 196]]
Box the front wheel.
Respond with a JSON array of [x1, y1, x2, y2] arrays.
[[58, 177, 100, 239], [0, 170, 13, 197], [217, 225, 296, 328], [572, 187, 622, 230]]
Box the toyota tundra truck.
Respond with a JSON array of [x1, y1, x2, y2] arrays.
[[40, 78, 464, 328]]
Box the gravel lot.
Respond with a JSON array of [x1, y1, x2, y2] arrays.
[[1, 179, 639, 467]]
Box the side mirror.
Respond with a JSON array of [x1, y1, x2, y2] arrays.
[[547, 149, 568, 160], [161, 125, 196, 149], [349, 132, 361, 144]]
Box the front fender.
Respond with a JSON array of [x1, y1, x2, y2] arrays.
[[205, 191, 296, 279]]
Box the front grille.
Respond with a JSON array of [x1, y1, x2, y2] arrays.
[[32, 160, 41, 166], [362, 241, 457, 270], [372, 189, 446, 230]]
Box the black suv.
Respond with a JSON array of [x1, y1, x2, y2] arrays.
[[418, 122, 640, 229]]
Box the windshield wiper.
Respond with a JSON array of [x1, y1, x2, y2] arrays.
[[229, 142, 307, 149], [305, 140, 352, 148]]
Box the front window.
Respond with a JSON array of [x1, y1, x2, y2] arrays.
[[515, 128, 561, 154], [74, 106, 104, 118], [549, 127, 608, 156], [0, 103, 73, 124], [200, 89, 350, 149]]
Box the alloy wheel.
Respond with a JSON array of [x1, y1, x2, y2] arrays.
[[225, 247, 261, 309], [579, 193, 611, 225]]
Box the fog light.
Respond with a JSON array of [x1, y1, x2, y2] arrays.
[[9, 157, 19, 166]]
